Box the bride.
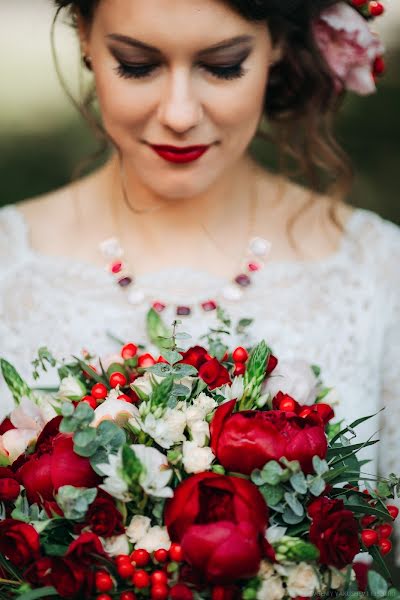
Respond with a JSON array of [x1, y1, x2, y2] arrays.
[[0, 0, 399, 566]]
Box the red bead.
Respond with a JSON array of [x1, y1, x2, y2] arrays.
[[373, 56, 385, 75], [117, 394, 133, 403], [169, 543, 183, 562], [233, 362, 246, 377], [376, 523, 393, 539], [118, 276, 133, 287], [176, 306, 191, 316], [247, 261, 261, 272], [154, 548, 169, 563], [120, 593, 137, 600], [387, 505, 399, 520], [81, 395, 97, 409], [97, 595, 112, 600], [369, 1, 384, 16], [232, 347, 248, 363], [130, 548, 150, 567], [110, 261, 123, 274], [138, 354, 156, 368], [361, 515, 376, 527], [91, 383, 108, 400], [109, 371, 128, 388], [151, 584, 169, 600], [361, 529, 378, 547], [95, 572, 113, 592], [234, 273, 251, 287], [115, 554, 131, 564], [201, 300, 217, 312], [153, 301, 166, 313], [151, 571, 168, 586], [117, 561, 135, 578], [170, 584, 193, 600], [132, 570, 150, 588], [121, 343, 138, 359], [378, 538, 392, 555]]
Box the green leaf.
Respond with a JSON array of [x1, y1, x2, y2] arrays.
[[369, 546, 393, 582], [146, 308, 173, 350], [261, 461, 283, 485], [174, 332, 192, 340], [345, 503, 391, 520], [96, 420, 121, 445], [72, 356, 104, 384], [367, 570, 388, 598], [161, 350, 183, 365], [122, 444, 142, 486], [74, 428, 97, 447], [282, 506, 304, 524], [17, 587, 58, 600], [284, 492, 304, 517], [61, 402, 74, 417], [309, 477, 325, 497], [147, 363, 173, 377], [0, 358, 33, 404], [172, 363, 198, 378], [251, 469, 265, 486], [290, 471, 307, 494], [312, 456, 329, 475], [330, 410, 383, 444], [259, 483, 284, 506]]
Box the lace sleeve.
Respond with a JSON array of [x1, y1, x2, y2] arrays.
[[376, 217, 400, 565], [0, 205, 30, 277]]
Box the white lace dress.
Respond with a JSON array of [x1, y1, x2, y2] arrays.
[[1, 203, 399, 562]]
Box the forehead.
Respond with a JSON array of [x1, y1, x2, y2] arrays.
[[96, 0, 267, 48]]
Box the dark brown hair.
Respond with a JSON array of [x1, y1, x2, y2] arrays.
[[54, 0, 353, 242]]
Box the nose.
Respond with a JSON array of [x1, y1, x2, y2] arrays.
[[157, 67, 203, 134]]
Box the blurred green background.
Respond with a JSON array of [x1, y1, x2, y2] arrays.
[[0, 0, 399, 225]]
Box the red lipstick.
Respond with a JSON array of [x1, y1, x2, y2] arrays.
[[150, 144, 210, 164]]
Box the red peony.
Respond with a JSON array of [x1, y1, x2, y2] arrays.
[[165, 472, 270, 584], [16, 417, 100, 513], [0, 519, 40, 568], [48, 557, 91, 599], [308, 497, 359, 568], [180, 346, 209, 369], [199, 358, 231, 390], [210, 400, 328, 475], [79, 491, 124, 537], [0, 466, 20, 502], [273, 392, 335, 425]]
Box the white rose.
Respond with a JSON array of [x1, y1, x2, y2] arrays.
[[126, 515, 151, 544], [98, 451, 131, 502], [131, 444, 173, 498], [139, 409, 186, 449], [190, 420, 210, 447], [257, 575, 285, 600], [182, 441, 215, 474], [263, 359, 319, 405], [133, 372, 162, 396], [135, 526, 171, 553], [102, 534, 129, 557], [186, 394, 217, 426], [286, 563, 320, 598], [58, 376, 86, 401], [92, 399, 137, 427], [1, 428, 37, 463], [221, 376, 244, 402]]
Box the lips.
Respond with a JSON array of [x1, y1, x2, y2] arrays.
[[149, 144, 211, 164]]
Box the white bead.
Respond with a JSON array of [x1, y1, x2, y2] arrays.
[[127, 288, 146, 305], [221, 284, 243, 301], [249, 237, 272, 257], [99, 237, 124, 258]]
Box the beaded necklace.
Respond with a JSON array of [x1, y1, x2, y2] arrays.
[[99, 163, 272, 317]]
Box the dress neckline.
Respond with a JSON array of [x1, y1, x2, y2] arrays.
[[7, 203, 366, 284]]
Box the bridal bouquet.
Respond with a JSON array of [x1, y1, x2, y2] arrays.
[[0, 310, 399, 600]]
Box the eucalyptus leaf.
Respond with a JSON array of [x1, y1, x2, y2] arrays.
[[251, 469, 265, 486], [172, 363, 198, 377], [282, 506, 304, 525], [96, 420, 121, 444], [74, 440, 99, 457], [61, 402, 74, 417], [368, 570, 388, 598], [309, 477, 325, 497], [160, 350, 183, 365], [260, 483, 284, 506], [312, 455, 329, 475], [74, 428, 97, 447], [290, 471, 308, 494], [174, 332, 192, 340], [261, 460, 283, 485], [284, 492, 304, 517], [147, 363, 173, 377]]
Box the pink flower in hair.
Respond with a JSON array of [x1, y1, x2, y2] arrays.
[[313, 1, 384, 95]]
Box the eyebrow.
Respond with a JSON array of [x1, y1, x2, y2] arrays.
[[106, 34, 255, 55]]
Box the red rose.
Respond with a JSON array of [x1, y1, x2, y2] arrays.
[[66, 532, 106, 565], [79, 491, 124, 537], [199, 358, 231, 390], [0, 519, 40, 568], [308, 497, 359, 568], [24, 556, 53, 588], [180, 346, 209, 369], [210, 400, 328, 475], [0, 467, 20, 502], [165, 472, 269, 584], [49, 557, 90, 599], [17, 417, 100, 512]]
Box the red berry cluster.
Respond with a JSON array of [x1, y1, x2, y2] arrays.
[[360, 504, 398, 555], [231, 346, 278, 378], [350, 0, 385, 18], [94, 544, 190, 600]]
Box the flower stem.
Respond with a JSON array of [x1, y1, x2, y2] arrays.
[[0, 577, 20, 585]]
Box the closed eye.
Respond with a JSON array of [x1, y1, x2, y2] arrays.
[[114, 61, 247, 81]]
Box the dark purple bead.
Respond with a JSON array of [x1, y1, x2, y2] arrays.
[[118, 276, 133, 288], [234, 274, 251, 287], [176, 306, 191, 316]]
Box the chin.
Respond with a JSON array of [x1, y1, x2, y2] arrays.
[[143, 169, 217, 200]]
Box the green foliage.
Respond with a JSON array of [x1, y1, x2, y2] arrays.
[[146, 308, 174, 351], [239, 341, 270, 410], [31, 347, 57, 381], [0, 358, 33, 404], [55, 485, 97, 520]]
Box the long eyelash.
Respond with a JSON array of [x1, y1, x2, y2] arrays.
[[114, 61, 246, 81]]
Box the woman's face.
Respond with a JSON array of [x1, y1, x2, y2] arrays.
[[79, 0, 279, 199]]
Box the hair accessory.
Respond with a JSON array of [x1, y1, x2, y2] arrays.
[[314, 0, 385, 95], [82, 54, 93, 71]]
